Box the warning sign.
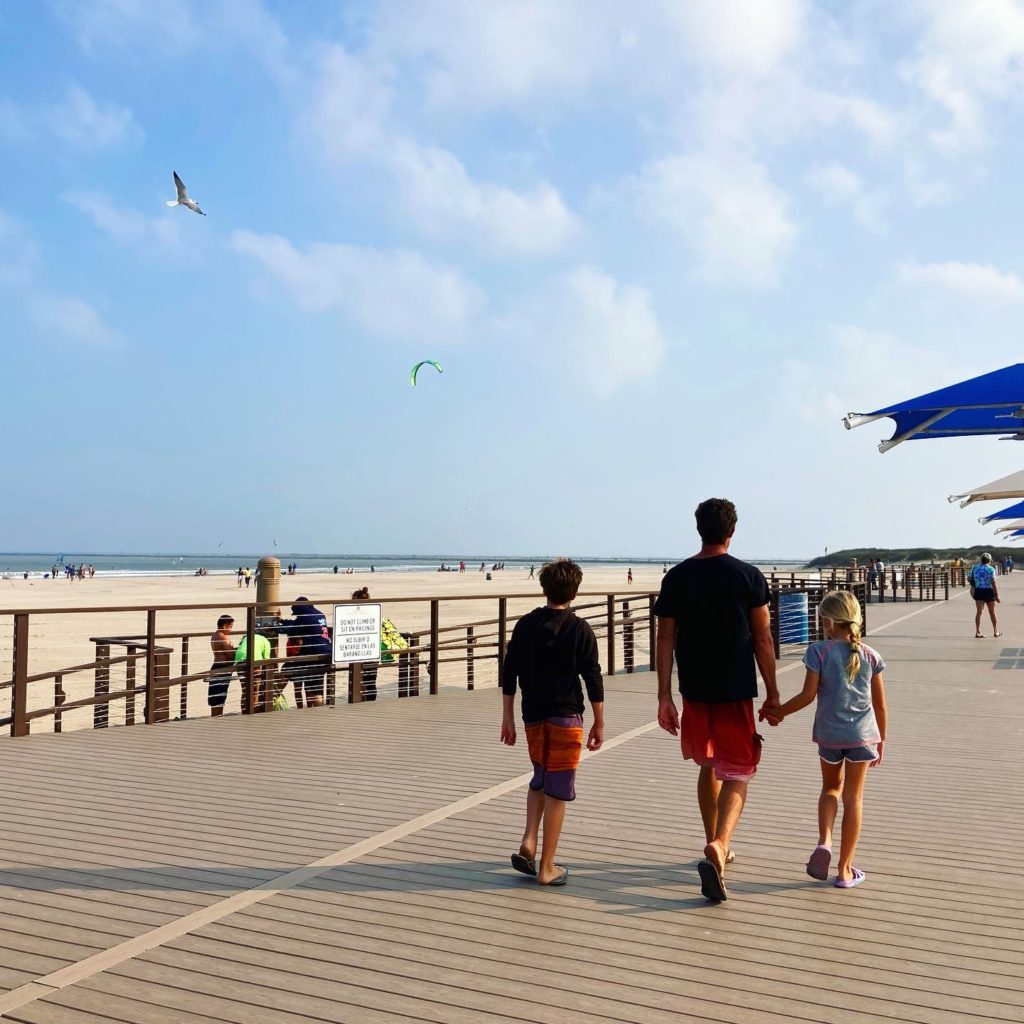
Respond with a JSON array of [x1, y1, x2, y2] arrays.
[[333, 603, 382, 664]]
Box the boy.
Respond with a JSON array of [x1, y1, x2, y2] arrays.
[[500, 559, 604, 887]]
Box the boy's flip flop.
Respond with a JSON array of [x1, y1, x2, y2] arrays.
[[538, 866, 569, 887], [834, 867, 866, 889], [697, 858, 728, 902], [510, 853, 537, 877], [806, 845, 832, 881]]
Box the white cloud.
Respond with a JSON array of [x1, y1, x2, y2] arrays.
[[805, 162, 883, 232], [389, 141, 577, 255], [310, 43, 578, 257], [56, 0, 201, 54], [0, 86, 138, 151], [363, 0, 618, 112], [537, 266, 667, 396], [232, 230, 485, 343], [633, 152, 797, 287], [897, 260, 1024, 302], [0, 209, 120, 346], [48, 85, 139, 149], [903, 1, 1024, 153], [665, 0, 804, 76], [65, 191, 182, 250], [28, 294, 120, 347]]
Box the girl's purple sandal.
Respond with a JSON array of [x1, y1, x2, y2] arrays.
[[806, 845, 831, 881], [834, 867, 866, 888]]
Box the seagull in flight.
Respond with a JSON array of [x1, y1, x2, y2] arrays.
[[166, 172, 205, 215]]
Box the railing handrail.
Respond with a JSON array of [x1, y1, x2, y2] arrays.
[[0, 589, 660, 617]]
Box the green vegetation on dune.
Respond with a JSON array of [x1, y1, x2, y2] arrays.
[[806, 546, 1019, 568]]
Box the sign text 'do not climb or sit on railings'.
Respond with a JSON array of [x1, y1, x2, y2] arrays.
[[333, 603, 382, 664]]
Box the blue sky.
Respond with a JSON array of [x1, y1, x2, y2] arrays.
[[3, 0, 1024, 559]]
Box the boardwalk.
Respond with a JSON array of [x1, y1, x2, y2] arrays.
[[0, 581, 1021, 1023]]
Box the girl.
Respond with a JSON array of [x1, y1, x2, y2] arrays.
[[766, 590, 888, 888]]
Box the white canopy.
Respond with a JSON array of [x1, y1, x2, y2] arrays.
[[949, 469, 1024, 507], [993, 519, 1024, 533]]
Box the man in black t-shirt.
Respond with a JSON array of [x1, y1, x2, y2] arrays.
[[654, 498, 778, 902]]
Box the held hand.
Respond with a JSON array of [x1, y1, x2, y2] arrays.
[[871, 740, 884, 767], [500, 718, 516, 746], [758, 696, 781, 726], [657, 697, 679, 736], [587, 723, 604, 751]]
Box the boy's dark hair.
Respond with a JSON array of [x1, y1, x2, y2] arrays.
[[539, 559, 583, 604], [695, 498, 738, 544], [216, 614, 234, 629]]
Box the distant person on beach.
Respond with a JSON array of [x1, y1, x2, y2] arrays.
[[501, 559, 604, 888], [237, 567, 243, 588], [654, 497, 778, 902], [762, 591, 888, 889], [627, 568, 633, 585], [208, 615, 236, 717], [279, 597, 332, 708], [528, 565, 535, 580], [244, 567, 252, 588], [968, 553, 1001, 639], [333, 565, 339, 574]]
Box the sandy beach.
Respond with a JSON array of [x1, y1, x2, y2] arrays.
[[0, 565, 666, 735]]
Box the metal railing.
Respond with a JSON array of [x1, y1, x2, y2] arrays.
[[0, 591, 660, 738]]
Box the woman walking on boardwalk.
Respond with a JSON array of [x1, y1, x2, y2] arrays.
[[969, 552, 1001, 638], [762, 591, 888, 889]]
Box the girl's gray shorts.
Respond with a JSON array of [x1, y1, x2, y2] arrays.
[[818, 743, 878, 764]]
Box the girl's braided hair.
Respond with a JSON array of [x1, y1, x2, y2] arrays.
[[818, 590, 863, 680]]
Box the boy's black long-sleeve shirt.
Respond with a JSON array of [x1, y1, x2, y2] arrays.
[[501, 607, 604, 721]]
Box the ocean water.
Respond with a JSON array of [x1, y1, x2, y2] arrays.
[[0, 552, 806, 579]]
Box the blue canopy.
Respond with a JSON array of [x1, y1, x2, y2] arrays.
[[844, 363, 1024, 452], [979, 499, 1024, 523]]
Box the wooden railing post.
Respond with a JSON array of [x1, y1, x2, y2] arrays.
[[12, 613, 29, 738], [429, 599, 440, 696], [497, 598, 508, 682], [410, 635, 421, 697], [467, 626, 475, 690], [144, 610, 158, 724], [648, 596, 656, 672], [94, 642, 110, 729], [350, 663, 363, 704], [126, 646, 137, 725], [179, 634, 190, 719], [606, 595, 616, 677], [53, 673, 65, 734], [944, 571, 950, 600], [244, 606, 256, 714], [623, 601, 634, 674]]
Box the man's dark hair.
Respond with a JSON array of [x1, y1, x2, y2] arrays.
[[216, 614, 234, 629], [695, 498, 738, 544], [539, 559, 584, 604]]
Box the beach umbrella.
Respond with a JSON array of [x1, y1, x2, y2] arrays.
[[978, 499, 1024, 523], [843, 363, 1024, 453], [948, 468, 1024, 508], [992, 519, 1024, 533]]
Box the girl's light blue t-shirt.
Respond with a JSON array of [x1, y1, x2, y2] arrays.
[[803, 640, 884, 747]]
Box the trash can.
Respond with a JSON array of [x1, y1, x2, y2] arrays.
[[778, 591, 809, 644], [485, 572, 492, 581]]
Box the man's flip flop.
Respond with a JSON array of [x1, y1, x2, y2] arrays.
[[697, 858, 728, 902], [538, 866, 569, 887], [510, 853, 537, 877], [806, 845, 832, 881], [834, 867, 866, 889]]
